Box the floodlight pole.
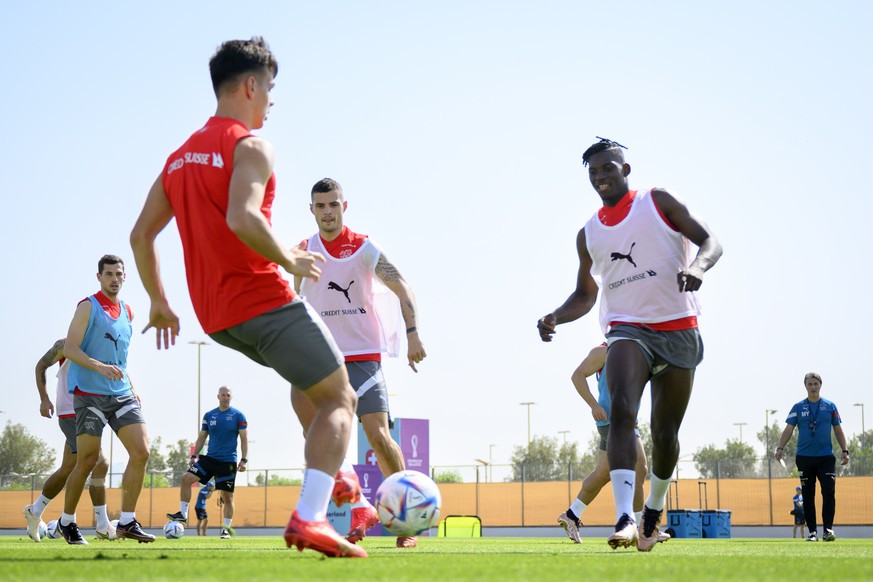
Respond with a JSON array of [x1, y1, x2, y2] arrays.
[[733, 422, 747, 443], [855, 403, 865, 434], [765, 409, 777, 526], [189, 341, 209, 436], [520, 402, 536, 446]]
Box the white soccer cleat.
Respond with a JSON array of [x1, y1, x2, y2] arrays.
[[607, 513, 638, 550], [637, 506, 665, 552], [822, 529, 836, 542], [24, 505, 42, 542], [557, 512, 582, 543]]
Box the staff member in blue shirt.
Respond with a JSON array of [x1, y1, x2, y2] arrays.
[[167, 386, 248, 539], [774, 372, 849, 542]]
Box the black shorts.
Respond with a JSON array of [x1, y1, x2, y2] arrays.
[[187, 455, 237, 492], [195, 507, 208, 520]]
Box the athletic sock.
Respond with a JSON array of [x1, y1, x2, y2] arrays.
[[634, 510, 643, 525], [224, 517, 233, 529], [60, 512, 76, 527], [180, 501, 190, 519], [645, 474, 671, 512], [296, 468, 334, 522], [569, 499, 587, 520], [32, 494, 52, 518], [610, 469, 636, 522], [93, 505, 110, 530], [119, 511, 136, 526]]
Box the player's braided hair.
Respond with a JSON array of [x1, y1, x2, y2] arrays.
[[582, 136, 628, 167]]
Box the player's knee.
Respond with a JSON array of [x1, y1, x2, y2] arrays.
[[91, 456, 110, 478], [127, 444, 150, 466], [650, 426, 678, 450]]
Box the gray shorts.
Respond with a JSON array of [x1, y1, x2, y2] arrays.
[[596, 423, 641, 451], [74, 392, 146, 437], [606, 324, 703, 377], [209, 299, 343, 390], [347, 361, 390, 417], [59, 417, 77, 453]]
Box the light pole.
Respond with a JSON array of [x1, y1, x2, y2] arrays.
[[189, 341, 209, 436], [765, 409, 777, 526], [733, 422, 747, 443], [489, 444, 496, 483], [520, 402, 536, 446], [855, 403, 865, 434], [558, 430, 571, 446]]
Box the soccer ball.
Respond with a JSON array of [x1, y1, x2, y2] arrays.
[[163, 520, 185, 539], [108, 519, 119, 541], [375, 470, 441, 536], [37, 520, 48, 539], [45, 519, 59, 539]]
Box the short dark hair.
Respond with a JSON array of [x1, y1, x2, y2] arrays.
[[98, 254, 124, 274], [804, 372, 822, 384], [209, 37, 278, 97], [311, 178, 343, 199], [582, 136, 628, 167]]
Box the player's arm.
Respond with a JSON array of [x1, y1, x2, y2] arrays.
[[237, 428, 248, 472], [131, 175, 181, 349], [651, 188, 723, 293], [128, 373, 142, 405], [375, 252, 426, 372], [35, 338, 65, 418], [570, 345, 608, 421], [190, 429, 209, 466], [774, 424, 795, 461], [833, 424, 849, 466], [537, 227, 599, 342], [64, 301, 124, 381], [226, 137, 325, 281]]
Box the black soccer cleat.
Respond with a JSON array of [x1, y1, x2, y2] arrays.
[[116, 519, 156, 543], [166, 511, 188, 524], [58, 521, 89, 545]]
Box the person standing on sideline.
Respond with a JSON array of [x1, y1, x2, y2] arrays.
[[24, 338, 116, 542], [167, 386, 248, 540], [59, 255, 155, 544], [293, 178, 427, 549], [557, 343, 664, 544], [130, 37, 364, 558], [791, 485, 806, 539], [194, 480, 215, 536], [775, 372, 848, 542], [537, 138, 722, 551]]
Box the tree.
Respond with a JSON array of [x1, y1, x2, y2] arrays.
[[693, 439, 759, 478], [165, 439, 194, 486], [0, 422, 56, 488], [840, 430, 872, 476], [143, 436, 169, 488], [757, 421, 797, 476], [433, 470, 463, 484], [510, 434, 594, 482]]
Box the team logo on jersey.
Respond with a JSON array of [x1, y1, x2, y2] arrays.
[[328, 280, 354, 303], [212, 153, 224, 168], [610, 242, 637, 268], [104, 332, 120, 352]]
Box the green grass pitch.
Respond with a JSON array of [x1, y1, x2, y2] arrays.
[[2, 534, 872, 581]]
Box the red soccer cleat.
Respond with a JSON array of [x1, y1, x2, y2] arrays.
[[332, 471, 362, 506], [284, 512, 367, 558], [396, 536, 418, 548], [346, 505, 379, 543]]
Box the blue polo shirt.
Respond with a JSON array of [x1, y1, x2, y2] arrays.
[[195, 483, 213, 509], [786, 398, 841, 457], [202, 406, 247, 462]]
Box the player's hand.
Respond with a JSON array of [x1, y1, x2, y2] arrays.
[[774, 448, 784, 462], [98, 363, 125, 381], [286, 248, 325, 281], [40, 400, 55, 419], [840, 451, 849, 466], [407, 333, 426, 373], [677, 266, 705, 292], [142, 301, 180, 349], [188, 456, 197, 468], [591, 404, 608, 422], [238, 460, 247, 473], [537, 313, 557, 342]]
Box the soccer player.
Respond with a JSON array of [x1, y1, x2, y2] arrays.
[[537, 138, 722, 551], [774, 372, 849, 542], [556, 343, 659, 544], [24, 338, 115, 542], [194, 480, 215, 536], [167, 386, 248, 540], [791, 485, 806, 539], [130, 37, 365, 558], [59, 255, 155, 544], [293, 178, 426, 549]]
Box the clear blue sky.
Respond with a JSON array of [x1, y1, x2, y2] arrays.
[[2, 1, 870, 479]]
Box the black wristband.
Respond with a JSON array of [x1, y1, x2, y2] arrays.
[[776, 447, 783, 451], [240, 458, 248, 463], [406, 327, 417, 334], [842, 450, 849, 455], [190, 455, 197, 459]]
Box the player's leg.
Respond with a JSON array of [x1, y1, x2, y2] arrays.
[[25, 441, 77, 541], [558, 440, 610, 543], [59, 433, 102, 545], [819, 456, 837, 540], [633, 435, 648, 515], [361, 412, 404, 475], [168, 471, 201, 523], [604, 339, 648, 549], [113, 421, 155, 543], [219, 491, 234, 538], [796, 456, 818, 539], [89, 449, 112, 536]]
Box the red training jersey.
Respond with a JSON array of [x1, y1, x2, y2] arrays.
[[162, 117, 295, 333]]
